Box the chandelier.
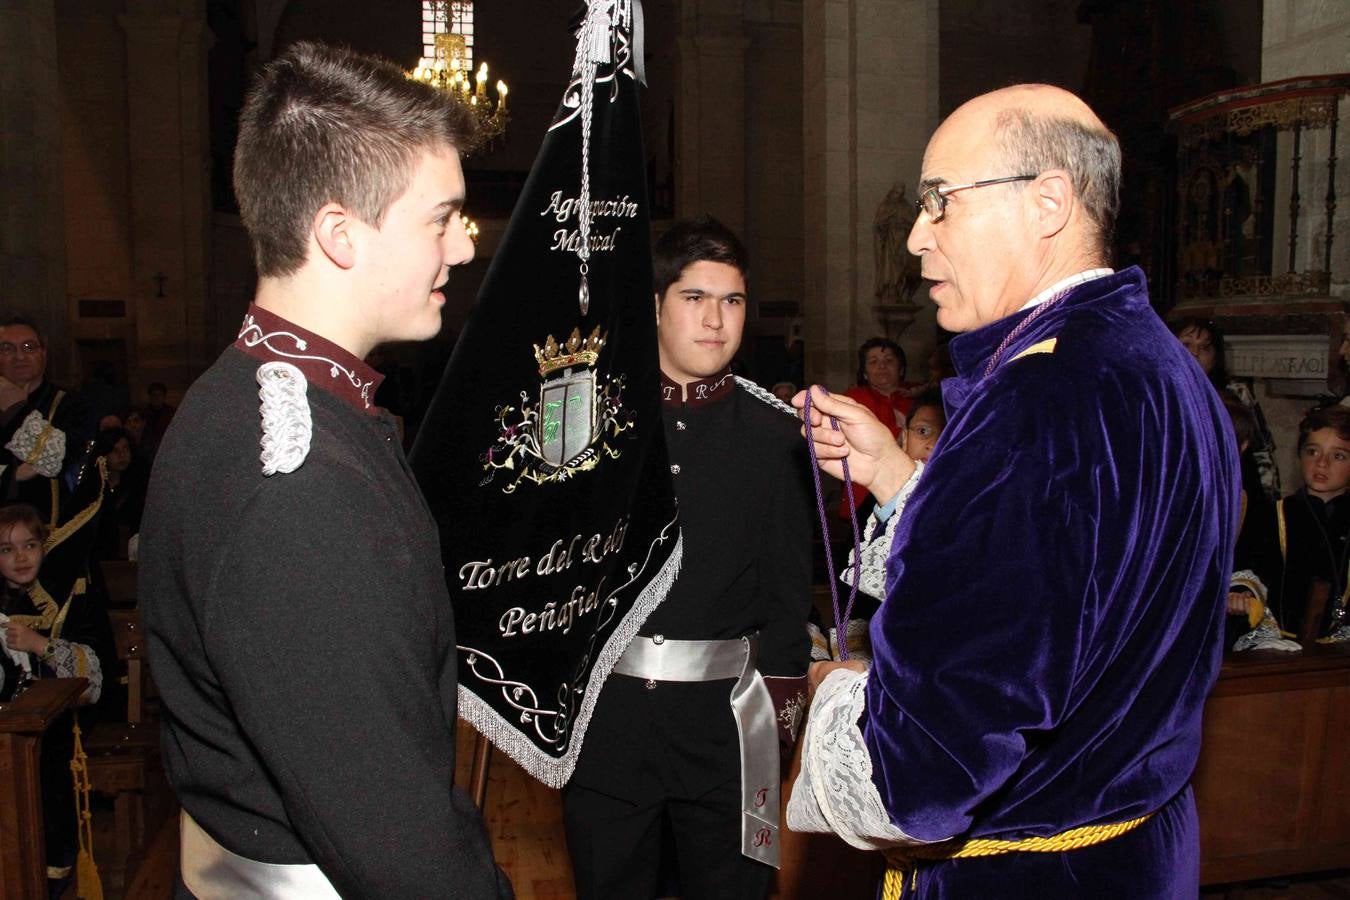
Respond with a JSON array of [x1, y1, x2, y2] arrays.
[[409, 32, 509, 145]]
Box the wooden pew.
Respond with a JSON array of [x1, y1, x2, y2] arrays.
[[0, 678, 88, 900], [86, 607, 159, 881], [101, 559, 139, 608], [1193, 642, 1350, 884]]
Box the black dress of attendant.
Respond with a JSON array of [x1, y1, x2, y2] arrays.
[[563, 371, 813, 900], [1273, 488, 1350, 639], [1, 458, 119, 883], [140, 306, 508, 899], [2, 576, 117, 881]]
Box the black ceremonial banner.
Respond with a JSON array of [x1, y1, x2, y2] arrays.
[[410, 1, 679, 787]]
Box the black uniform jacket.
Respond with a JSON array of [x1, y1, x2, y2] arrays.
[[569, 372, 813, 802], [0, 380, 93, 521], [141, 316, 507, 899]]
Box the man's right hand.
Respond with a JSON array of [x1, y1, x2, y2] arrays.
[[792, 386, 917, 503]]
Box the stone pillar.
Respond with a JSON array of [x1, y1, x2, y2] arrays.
[[1258, 0, 1350, 486], [801, 0, 939, 389], [675, 1, 748, 234], [1263, 1, 1350, 289], [0, 0, 70, 379], [119, 1, 212, 388]]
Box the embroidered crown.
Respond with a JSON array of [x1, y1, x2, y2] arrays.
[[534, 325, 606, 376]]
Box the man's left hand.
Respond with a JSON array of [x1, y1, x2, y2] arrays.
[[808, 659, 867, 700], [792, 386, 916, 502]]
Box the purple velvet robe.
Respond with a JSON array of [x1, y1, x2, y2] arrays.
[[866, 268, 1238, 897]]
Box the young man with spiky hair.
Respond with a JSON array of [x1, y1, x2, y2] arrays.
[[141, 42, 511, 898]]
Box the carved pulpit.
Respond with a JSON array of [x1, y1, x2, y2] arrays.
[[1167, 74, 1350, 397], [0, 678, 87, 899]]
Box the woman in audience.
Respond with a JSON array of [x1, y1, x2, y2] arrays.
[[1218, 394, 1296, 651], [1173, 317, 1280, 499], [91, 427, 146, 561], [123, 407, 149, 456], [838, 337, 919, 520]]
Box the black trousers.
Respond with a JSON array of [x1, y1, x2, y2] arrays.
[[562, 776, 772, 900]]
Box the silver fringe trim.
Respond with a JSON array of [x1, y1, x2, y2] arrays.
[[734, 375, 797, 417], [456, 515, 682, 788]]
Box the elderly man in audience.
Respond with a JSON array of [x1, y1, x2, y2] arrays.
[[0, 316, 94, 526], [789, 84, 1238, 898]]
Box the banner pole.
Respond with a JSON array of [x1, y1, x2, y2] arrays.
[[470, 733, 493, 810]]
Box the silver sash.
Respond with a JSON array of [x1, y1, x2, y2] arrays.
[[612, 633, 781, 868], [180, 811, 342, 899]]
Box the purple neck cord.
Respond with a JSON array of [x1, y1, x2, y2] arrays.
[[982, 289, 1072, 379], [802, 387, 863, 661]]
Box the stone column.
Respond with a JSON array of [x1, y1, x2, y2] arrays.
[[801, 0, 938, 389], [675, 1, 748, 234], [1258, 0, 1350, 485], [0, 0, 70, 379], [119, 1, 212, 388]]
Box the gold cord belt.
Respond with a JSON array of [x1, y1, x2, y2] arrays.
[[882, 813, 1153, 899]]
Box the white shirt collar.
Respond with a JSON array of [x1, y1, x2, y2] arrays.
[[1017, 268, 1115, 312]]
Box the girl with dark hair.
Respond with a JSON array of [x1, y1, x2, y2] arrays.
[[1172, 317, 1281, 499], [0, 501, 117, 896]]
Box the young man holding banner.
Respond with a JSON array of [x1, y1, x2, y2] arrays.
[[562, 217, 814, 899]]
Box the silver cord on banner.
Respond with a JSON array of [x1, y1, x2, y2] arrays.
[[573, 3, 607, 316]]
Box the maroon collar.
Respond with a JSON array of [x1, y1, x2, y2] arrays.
[[660, 370, 736, 408], [234, 305, 384, 414]]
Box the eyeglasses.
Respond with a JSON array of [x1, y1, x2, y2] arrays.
[[0, 341, 43, 356], [914, 174, 1039, 223]]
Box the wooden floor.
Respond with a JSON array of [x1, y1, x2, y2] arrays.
[[69, 727, 1350, 900]]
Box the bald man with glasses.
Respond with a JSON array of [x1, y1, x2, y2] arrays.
[[787, 85, 1238, 898]]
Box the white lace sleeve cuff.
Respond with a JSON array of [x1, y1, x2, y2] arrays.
[[43, 639, 103, 704], [787, 668, 932, 849], [5, 410, 66, 478], [841, 461, 924, 602]]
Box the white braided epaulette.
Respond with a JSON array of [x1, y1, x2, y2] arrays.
[[734, 375, 796, 416], [257, 362, 312, 476]]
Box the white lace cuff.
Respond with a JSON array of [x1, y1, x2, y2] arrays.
[[0, 613, 32, 675], [841, 461, 924, 601], [5, 410, 66, 478], [43, 639, 103, 704], [787, 668, 930, 849], [1229, 569, 1267, 607], [807, 619, 872, 664]]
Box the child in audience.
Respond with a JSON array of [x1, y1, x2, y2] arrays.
[[1272, 405, 1350, 642], [901, 386, 946, 463], [0, 503, 113, 895]]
